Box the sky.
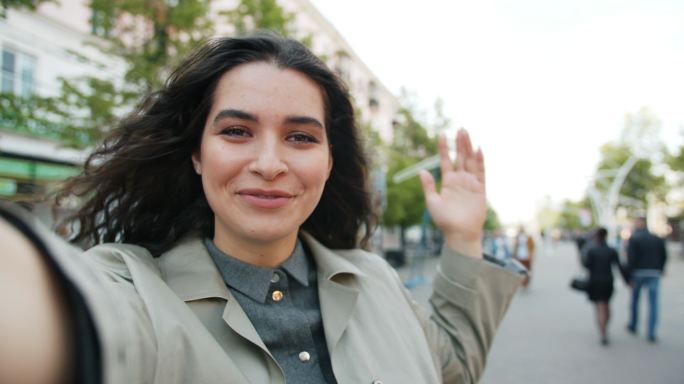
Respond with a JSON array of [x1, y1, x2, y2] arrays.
[[308, 0, 684, 225]]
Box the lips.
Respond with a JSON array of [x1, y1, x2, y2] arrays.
[[237, 189, 294, 209]]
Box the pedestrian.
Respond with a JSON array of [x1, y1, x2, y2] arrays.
[[582, 227, 629, 345], [489, 229, 511, 262], [0, 33, 524, 384], [626, 217, 668, 343], [512, 225, 535, 288]]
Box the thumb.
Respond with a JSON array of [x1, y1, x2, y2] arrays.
[[419, 170, 437, 203]]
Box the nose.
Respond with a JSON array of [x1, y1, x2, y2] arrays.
[[248, 137, 288, 180]]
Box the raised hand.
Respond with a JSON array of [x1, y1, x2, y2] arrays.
[[419, 128, 486, 258]]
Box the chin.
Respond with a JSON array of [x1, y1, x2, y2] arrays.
[[242, 225, 300, 244]]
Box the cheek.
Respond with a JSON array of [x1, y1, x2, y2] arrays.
[[200, 156, 244, 191], [299, 154, 332, 190]]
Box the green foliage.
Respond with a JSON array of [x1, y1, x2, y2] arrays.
[[589, 108, 667, 216], [0, 92, 61, 138], [4, 0, 314, 147], [224, 0, 294, 36], [666, 133, 684, 174], [483, 204, 501, 231], [382, 96, 438, 228], [595, 142, 667, 209], [557, 199, 593, 230], [3, 0, 215, 147], [383, 152, 427, 228], [0, 0, 52, 18], [90, 0, 214, 92]]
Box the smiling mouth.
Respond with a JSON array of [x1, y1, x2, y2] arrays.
[[238, 189, 293, 198], [237, 189, 294, 208]]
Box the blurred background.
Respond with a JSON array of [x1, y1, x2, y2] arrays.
[[1, 0, 682, 382]]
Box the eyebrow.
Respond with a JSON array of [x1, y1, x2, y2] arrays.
[[213, 108, 324, 129], [213, 109, 257, 124]]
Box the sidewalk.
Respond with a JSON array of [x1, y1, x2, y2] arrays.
[[397, 241, 684, 383]]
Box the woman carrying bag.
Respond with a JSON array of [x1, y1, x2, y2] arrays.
[[582, 227, 629, 345]]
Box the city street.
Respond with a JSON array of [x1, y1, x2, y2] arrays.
[[398, 241, 684, 383]]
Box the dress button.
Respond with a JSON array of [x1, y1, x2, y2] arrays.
[[270, 273, 280, 283], [271, 290, 284, 302], [298, 351, 310, 362]]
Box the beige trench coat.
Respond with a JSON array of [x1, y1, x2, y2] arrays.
[[7, 204, 522, 384]]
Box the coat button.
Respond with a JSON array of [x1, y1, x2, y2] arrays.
[[271, 290, 284, 301], [270, 273, 281, 283], [298, 351, 310, 362]]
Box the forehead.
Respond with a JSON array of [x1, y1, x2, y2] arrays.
[[210, 62, 326, 120]]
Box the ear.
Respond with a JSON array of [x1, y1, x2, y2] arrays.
[[191, 152, 202, 175]]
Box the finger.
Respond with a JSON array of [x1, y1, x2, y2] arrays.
[[419, 170, 437, 203], [438, 135, 453, 175], [456, 128, 474, 172], [475, 147, 486, 184]]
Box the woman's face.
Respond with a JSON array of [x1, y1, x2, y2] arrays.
[[193, 62, 332, 249]]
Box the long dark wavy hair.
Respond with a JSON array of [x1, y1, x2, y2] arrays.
[[57, 33, 376, 256]]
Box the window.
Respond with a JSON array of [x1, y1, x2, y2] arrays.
[[333, 50, 351, 82], [368, 80, 380, 109], [91, 8, 115, 37], [1, 48, 36, 97]]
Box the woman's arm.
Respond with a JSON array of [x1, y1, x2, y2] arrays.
[[417, 129, 522, 382], [0, 218, 71, 384]]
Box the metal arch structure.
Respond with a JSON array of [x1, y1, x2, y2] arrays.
[[585, 154, 640, 243], [392, 155, 441, 184]]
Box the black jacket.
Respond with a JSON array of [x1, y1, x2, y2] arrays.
[[627, 229, 668, 272], [583, 242, 628, 283]]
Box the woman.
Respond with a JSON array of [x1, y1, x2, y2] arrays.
[[512, 225, 535, 288], [583, 227, 628, 345], [0, 33, 522, 384]]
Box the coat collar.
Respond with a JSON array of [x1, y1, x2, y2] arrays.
[[158, 232, 365, 303], [157, 235, 231, 302], [299, 232, 365, 281], [158, 232, 365, 355]]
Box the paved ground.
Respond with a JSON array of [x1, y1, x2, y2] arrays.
[[397, 241, 684, 384]]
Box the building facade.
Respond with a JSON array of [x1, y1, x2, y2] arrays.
[[0, 0, 398, 220]]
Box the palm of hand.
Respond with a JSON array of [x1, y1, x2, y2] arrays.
[[419, 129, 487, 256], [426, 170, 486, 241]]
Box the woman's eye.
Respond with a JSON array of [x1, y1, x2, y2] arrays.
[[220, 127, 250, 137], [287, 133, 318, 143]]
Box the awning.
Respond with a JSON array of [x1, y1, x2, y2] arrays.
[[0, 156, 80, 181]]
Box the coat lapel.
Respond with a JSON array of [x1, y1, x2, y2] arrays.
[[300, 233, 364, 352], [158, 236, 269, 352]]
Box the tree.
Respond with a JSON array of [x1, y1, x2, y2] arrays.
[[223, 0, 312, 47], [224, 0, 294, 36], [590, 108, 667, 221], [0, 0, 51, 18], [594, 143, 666, 208], [1, 0, 307, 149], [0, 0, 216, 148], [557, 199, 593, 230], [667, 143, 684, 173], [382, 93, 440, 246], [483, 204, 501, 231]]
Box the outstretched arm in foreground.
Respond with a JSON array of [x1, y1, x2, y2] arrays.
[[0, 218, 71, 384]]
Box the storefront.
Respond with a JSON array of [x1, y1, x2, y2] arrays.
[[0, 130, 88, 226], [0, 155, 80, 200]]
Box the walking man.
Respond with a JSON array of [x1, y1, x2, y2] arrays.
[[626, 217, 668, 342]]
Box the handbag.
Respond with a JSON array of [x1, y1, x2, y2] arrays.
[[570, 275, 589, 292]]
